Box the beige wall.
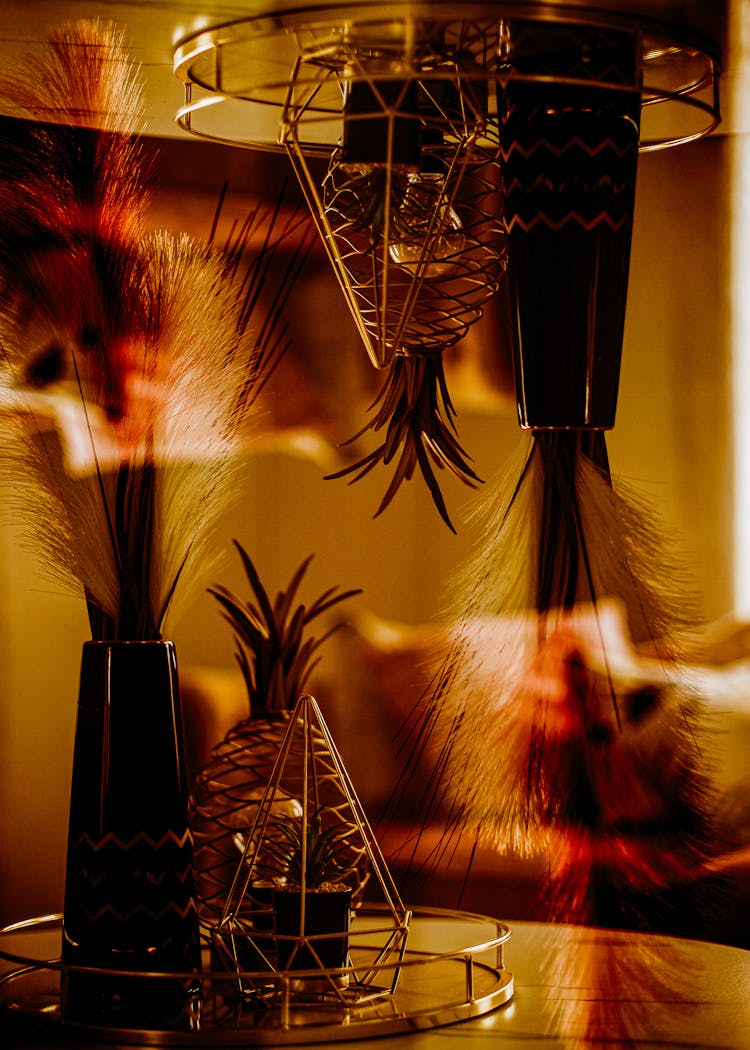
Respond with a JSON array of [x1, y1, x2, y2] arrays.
[[612, 135, 733, 622], [0, 133, 733, 924]]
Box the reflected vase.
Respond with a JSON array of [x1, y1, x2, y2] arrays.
[[61, 640, 202, 1028], [498, 19, 641, 429]]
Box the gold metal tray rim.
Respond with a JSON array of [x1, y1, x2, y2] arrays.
[[0, 908, 514, 1045]]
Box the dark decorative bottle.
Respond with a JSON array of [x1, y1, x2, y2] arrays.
[[61, 640, 202, 1028]]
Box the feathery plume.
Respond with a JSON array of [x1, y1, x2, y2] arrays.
[[0, 19, 149, 428], [0, 20, 303, 641]]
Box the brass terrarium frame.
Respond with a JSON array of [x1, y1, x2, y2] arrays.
[[210, 694, 412, 1008]]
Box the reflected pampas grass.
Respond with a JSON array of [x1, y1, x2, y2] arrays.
[[408, 431, 717, 928], [0, 20, 301, 641], [535, 923, 697, 1048], [0, 20, 150, 423]]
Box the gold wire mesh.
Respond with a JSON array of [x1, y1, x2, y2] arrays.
[[191, 717, 295, 927], [279, 32, 507, 368], [211, 696, 411, 1006], [190, 715, 372, 930], [316, 148, 506, 367]]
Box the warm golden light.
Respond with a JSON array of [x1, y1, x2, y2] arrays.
[[731, 0, 750, 614]]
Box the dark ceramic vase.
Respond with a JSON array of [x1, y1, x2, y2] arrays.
[[61, 640, 202, 1027]]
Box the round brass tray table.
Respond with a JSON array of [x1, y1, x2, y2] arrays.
[[0, 907, 513, 1045]]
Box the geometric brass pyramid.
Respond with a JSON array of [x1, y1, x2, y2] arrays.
[[210, 695, 411, 1009]]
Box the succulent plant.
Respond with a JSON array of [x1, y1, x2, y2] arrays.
[[261, 807, 355, 891]]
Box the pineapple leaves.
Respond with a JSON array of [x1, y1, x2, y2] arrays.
[[325, 353, 481, 533], [307, 585, 364, 622], [273, 556, 315, 634], [232, 541, 277, 638], [209, 541, 361, 715]]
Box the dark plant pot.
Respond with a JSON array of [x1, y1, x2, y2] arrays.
[[273, 887, 352, 973], [61, 641, 202, 1028]]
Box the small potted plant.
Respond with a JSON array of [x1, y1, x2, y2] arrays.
[[262, 807, 355, 973]]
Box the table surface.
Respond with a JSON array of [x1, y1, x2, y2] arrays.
[[2, 916, 749, 1049]]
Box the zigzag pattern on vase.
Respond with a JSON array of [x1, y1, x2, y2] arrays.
[[71, 828, 194, 852], [500, 136, 637, 163], [70, 863, 196, 890], [505, 211, 632, 234], [74, 898, 199, 925], [503, 173, 634, 198]]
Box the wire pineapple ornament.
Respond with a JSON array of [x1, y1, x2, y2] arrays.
[[310, 70, 504, 368], [280, 24, 507, 529], [189, 545, 362, 927]]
